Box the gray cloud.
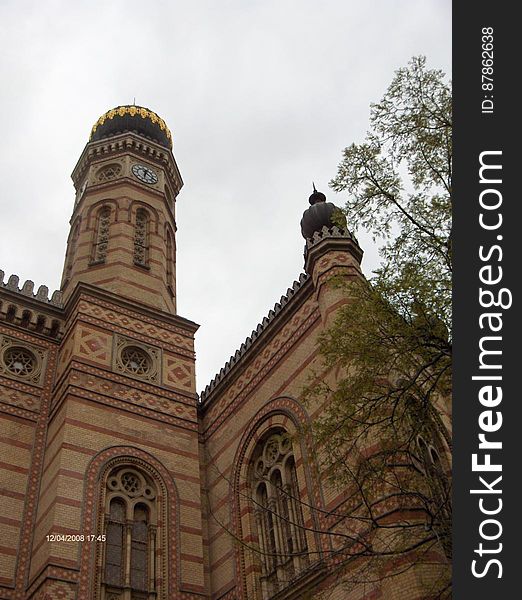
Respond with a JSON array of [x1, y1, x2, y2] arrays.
[[0, 0, 451, 390]]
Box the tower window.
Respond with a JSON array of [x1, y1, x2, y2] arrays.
[[64, 222, 80, 282], [3, 346, 36, 378], [120, 346, 152, 376], [133, 208, 149, 267], [166, 230, 175, 294], [113, 335, 160, 384], [97, 163, 122, 182], [92, 206, 111, 263], [0, 337, 45, 386]]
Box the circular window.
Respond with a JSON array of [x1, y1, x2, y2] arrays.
[[3, 347, 37, 378], [143, 486, 156, 500], [108, 476, 120, 491], [264, 436, 280, 466], [121, 471, 141, 495], [120, 346, 151, 376]]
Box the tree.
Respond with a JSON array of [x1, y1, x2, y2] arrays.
[[304, 56, 452, 597]]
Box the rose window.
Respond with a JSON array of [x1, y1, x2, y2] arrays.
[[4, 347, 36, 378], [97, 164, 122, 182], [120, 346, 151, 376], [121, 471, 141, 494]]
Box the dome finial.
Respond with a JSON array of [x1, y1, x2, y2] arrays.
[[308, 183, 326, 205]]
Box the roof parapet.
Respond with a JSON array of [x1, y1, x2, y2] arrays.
[[0, 269, 63, 307], [199, 272, 309, 404], [304, 224, 358, 249]]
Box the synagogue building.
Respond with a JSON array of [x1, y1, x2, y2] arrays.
[[0, 106, 450, 600]]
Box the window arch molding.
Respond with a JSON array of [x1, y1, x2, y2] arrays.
[[88, 201, 117, 265], [164, 224, 176, 295], [87, 198, 119, 226], [133, 207, 151, 268], [127, 200, 159, 234], [77, 446, 180, 600], [63, 217, 81, 283], [229, 397, 324, 600]]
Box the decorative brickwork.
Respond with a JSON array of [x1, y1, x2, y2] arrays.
[[133, 208, 149, 267], [75, 299, 194, 356], [77, 447, 179, 600], [29, 579, 77, 600], [0, 380, 42, 414], [77, 326, 112, 365], [0, 110, 450, 600], [91, 206, 111, 264], [229, 398, 326, 600], [202, 294, 319, 437], [163, 353, 195, 392]]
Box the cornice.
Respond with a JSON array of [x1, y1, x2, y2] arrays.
[[64, 281, 199, 336], [199, 272, 312, 408], [0, 269, 63, 309], [71, 132, 183, 195], [304, 224, 364, 273]]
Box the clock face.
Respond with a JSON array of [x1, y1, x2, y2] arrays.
[[132, 163, 158, 185]]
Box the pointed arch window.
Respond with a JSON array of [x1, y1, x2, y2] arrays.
[[92, 206, 111, 264], [133, 208, 149, 267], [102, 467, 158, 600], [251, 431, 308, 598]]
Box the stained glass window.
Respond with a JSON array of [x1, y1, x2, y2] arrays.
[[104, 499, 125, 587], [101, 467, 157, 598], [133, 209, 149, 267], [252, 432, 308, 597], [92, 207, 111, 263]]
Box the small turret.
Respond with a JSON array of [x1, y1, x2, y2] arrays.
[[300, 184, 364, 323]]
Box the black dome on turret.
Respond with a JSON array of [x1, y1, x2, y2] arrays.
[[90, 105, 172, 149], [300, 187, 345, 239]]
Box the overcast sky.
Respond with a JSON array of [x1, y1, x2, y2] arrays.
[[0, 0, 451, 392]]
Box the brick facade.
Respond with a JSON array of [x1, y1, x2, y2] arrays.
[[0, 106, 450, 599]]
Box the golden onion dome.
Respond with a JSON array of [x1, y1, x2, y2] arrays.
[[90, 105, 172, 149]]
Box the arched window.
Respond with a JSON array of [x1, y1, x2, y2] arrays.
[[251, 431, 308, 598], [64, 221, 80, 281], [166, 229, 174, 292], [133, 208, 149, 267], [92, 206, 111, 263], [415, 435, 452, 558], [105, 498, 125, 587], [102, 466, 158, 599]]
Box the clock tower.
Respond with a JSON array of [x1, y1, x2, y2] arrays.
[[61, 105, 182, 314], [25, 107, 203, 599]]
